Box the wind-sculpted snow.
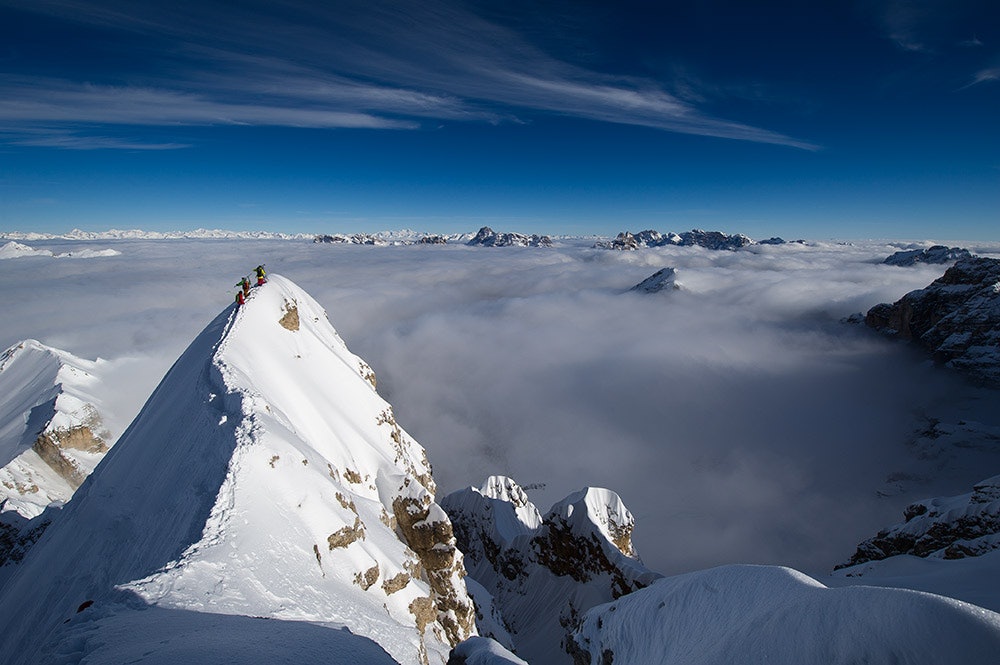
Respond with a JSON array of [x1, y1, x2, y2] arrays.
[[442, 476, 659, 664], [448, 636, 528, 665], [0, 274, 474, 665], [866, 257, 1000, 385], [567, 564, 1000, 665]]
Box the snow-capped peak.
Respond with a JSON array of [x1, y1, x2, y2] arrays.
[[545, 487, 638, 558], [0, 339, 112, 519], [443, 477, 659, 664], [0, 274, 474, 665]]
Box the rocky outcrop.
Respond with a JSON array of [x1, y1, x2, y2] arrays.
[[278, 298, 299, 331], [595, 228, 754, 251], [865, 257, 1000, 385], [442, 477, 659, 665], [419, 235, 448, 244], [630, 267, 680, 293], [883, 245, 973, 266], [1, 341, 115, 572], [393, 483, 477, 649], [839, 475, 1000, 568], [313, 233, 389, 245], [467, 227, 553, 248]]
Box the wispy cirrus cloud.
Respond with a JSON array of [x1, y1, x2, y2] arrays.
[[0, 0, 815, 150]]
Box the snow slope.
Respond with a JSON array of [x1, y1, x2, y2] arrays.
[[0, 339, 113, 520], [569, 564, 1000, 664], [0, 240, 120, 259], [0, 274, 474, 665], [0, 241, 52, 259]]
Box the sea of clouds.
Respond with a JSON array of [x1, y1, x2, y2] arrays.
[[3, 235, 1000, 577]]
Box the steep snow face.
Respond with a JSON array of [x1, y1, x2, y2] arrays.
[[0, 274, 474, 665], [0, 340, 112, 520], [866, 257, 1000, 385], [442, 476, 659, 665], [568, 564, 1000, 665]]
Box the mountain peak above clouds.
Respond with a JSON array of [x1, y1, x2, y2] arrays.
[[467, 227, 553, 248], [630, 267, 681, 293], [883, 245, 974, 267], [0, 274, 474, 665], [866, 257, 1000, 385], [594, 228, 760, 251], [442, 476, 659, 664]]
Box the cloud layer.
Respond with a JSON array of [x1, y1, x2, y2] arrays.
[[3, 237, 1000, 576]]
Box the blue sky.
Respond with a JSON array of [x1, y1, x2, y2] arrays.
[[1, 0, 998, 239]]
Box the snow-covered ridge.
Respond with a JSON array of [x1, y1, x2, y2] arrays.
[[0, 274, 474, 665], [595, 228, 770, 250], [313, 226, 555, 247], [883, 244, 973, 266], [1, 228, 311, 241], [568, 564, 1000, 664], [841, 475, 1000, 567], [0, 240, 120, 259]]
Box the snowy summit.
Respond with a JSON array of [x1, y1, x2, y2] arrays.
[[0, 274, 474, 665]]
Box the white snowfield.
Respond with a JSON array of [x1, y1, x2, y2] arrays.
[[0, 240, 120, 259], [569, 564, 1000, 665], [0, 274, 473, 665], [0, 339, 112, 519]]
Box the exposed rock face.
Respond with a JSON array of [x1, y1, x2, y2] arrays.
[[29, 426, 105, 489], [442, 476, 659, 665], [1, 340, 115, 572], [883, 245, 973, 267], [595, 229, 754, 251], [630, 267, 680, 294], [419, 235, 448, 244], [278, 298, 300, 331], [679, 228, 754, 250], [839, 475, 1000, 568], [467, 227, 553, 248], [865, 257, 1000, 385], [313, 233, 389, 245]]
